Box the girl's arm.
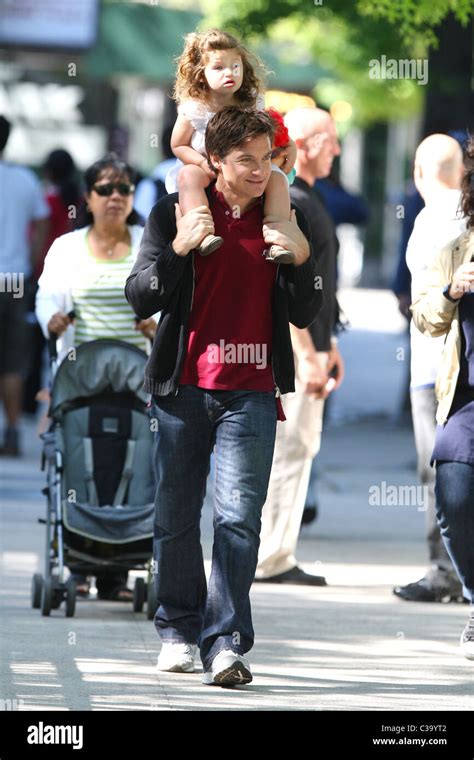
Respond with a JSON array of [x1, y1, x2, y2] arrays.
[[171, 114, 207, 168]]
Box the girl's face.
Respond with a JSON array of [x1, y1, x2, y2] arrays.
[[203, 49, 244, 96]]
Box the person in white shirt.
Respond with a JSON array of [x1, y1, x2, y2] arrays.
[[393, 133, 466, 603], [0, 116, 49, 457], [133, 127, 177, 221]]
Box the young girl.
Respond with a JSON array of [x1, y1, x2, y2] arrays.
[[166, 29, 296, 263]]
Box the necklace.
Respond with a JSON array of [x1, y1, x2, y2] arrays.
[[90, 228, 130, 258]]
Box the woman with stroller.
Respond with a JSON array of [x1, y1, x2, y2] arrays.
[[36, 153, 157, 601]]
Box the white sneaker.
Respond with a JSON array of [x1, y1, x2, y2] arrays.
[[460, 610, 474, 660], [157, 642, 197, 673], [202, 649, 252, 686]]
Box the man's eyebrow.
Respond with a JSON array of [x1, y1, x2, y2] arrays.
[[236, 151, 273, 159]]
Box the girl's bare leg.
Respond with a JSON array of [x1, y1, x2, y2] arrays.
[[263, 170, 295, 264], [177, 165, 223, 255]]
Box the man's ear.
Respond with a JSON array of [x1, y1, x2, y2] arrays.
[[208, 154, 221, 172]]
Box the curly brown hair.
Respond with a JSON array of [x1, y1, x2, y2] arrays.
[[172, 29, 267, 108], [461, 136, 474, 229]]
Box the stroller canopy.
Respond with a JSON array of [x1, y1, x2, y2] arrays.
[[50, 339, 149, 419]]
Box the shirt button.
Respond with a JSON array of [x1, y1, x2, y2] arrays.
[[225, 210, 230, 215]]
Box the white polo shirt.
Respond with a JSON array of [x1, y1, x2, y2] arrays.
[[0, 160, 49, 276]]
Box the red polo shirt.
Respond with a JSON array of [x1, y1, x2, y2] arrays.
[[180, 183, 277, 394]]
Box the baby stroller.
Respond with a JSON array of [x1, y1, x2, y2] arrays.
[[31, 337, 158, 619]]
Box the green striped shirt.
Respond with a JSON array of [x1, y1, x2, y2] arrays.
[[71, 240, 148, 352]]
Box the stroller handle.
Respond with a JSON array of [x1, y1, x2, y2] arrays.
[[47, 310, 76, 362]]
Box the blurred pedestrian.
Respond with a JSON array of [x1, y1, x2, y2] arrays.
[[411, 136, 474, 659], [0, 115, 49, 456], [36, 153, 157, 600], [23, 149, 81, 414], [134, 126, 175, 220], [255, 107, 344, 586], [394, 134, 466, 604]]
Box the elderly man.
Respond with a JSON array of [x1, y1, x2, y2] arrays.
[[126, 107, 322, 686], [255, 107, 344, 585], [393, 133, 466, 603]]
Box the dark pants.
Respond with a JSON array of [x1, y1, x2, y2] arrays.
[[411, 388, 458, 579], [150, 385, 277, 670], [435, 461, 474, 603]]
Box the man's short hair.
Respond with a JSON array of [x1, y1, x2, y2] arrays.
[[0, 116, 11, 153], [205, 107, 274, 164]]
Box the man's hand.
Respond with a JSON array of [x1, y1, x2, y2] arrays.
[[263, 210, 310, 267], [47, 311, 73, 336], [298, 353, 330, 399], [449, 262, 474, 300], [173, 205, 216, 257], [135, 318, 157, 339], [327, 345, 345, 390]]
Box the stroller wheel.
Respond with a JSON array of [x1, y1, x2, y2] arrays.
[[133, 577, 146, 612], [65, 579, 76, 618], [146, 579, 158, 621], [40, 577, 53, 617], [51, 589, 63, 610], [31, 574, 43, 609]]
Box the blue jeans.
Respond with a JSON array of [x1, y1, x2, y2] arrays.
[[150, 385, 278, 669], [435, 461, 474, 602]]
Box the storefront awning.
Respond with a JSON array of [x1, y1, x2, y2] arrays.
[[85, 2, 328, 91]]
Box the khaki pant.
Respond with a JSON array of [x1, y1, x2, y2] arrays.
[[256, 353, 328, 579]]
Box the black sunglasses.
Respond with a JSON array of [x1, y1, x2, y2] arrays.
[[92, 182, 135, 197]]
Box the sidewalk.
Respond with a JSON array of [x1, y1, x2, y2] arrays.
[[1, 414, 472, 711]]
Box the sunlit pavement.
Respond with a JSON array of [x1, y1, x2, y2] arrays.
[[1, 410, 472, 712], [1, 291, 472, 710]]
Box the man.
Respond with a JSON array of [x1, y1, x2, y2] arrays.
[[393, 133, 466, 603], [0, 116, 49, 456], [125, 107, 322, 686], [255, 107, 344, 585]]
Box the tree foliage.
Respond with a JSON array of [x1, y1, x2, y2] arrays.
[[200, 0, 473, 125]]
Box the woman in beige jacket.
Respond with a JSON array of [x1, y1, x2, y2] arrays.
[[411, 142, 474, 661]]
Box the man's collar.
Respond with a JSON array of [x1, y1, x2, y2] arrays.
[[208, 181, 263, 216]]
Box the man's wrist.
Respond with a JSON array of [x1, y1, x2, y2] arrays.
[[293, 240, 310, 266], [172, 237, 191, 257]]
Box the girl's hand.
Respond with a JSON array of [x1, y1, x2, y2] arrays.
[[272, 142, 297, 174], [135, 318, 157, 340], [199, 157, 217, 180]]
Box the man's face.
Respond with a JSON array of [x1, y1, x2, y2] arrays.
[[204, 50, 244, 97], [302, 118, 341, 178], [211, 134, 273, 200]]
